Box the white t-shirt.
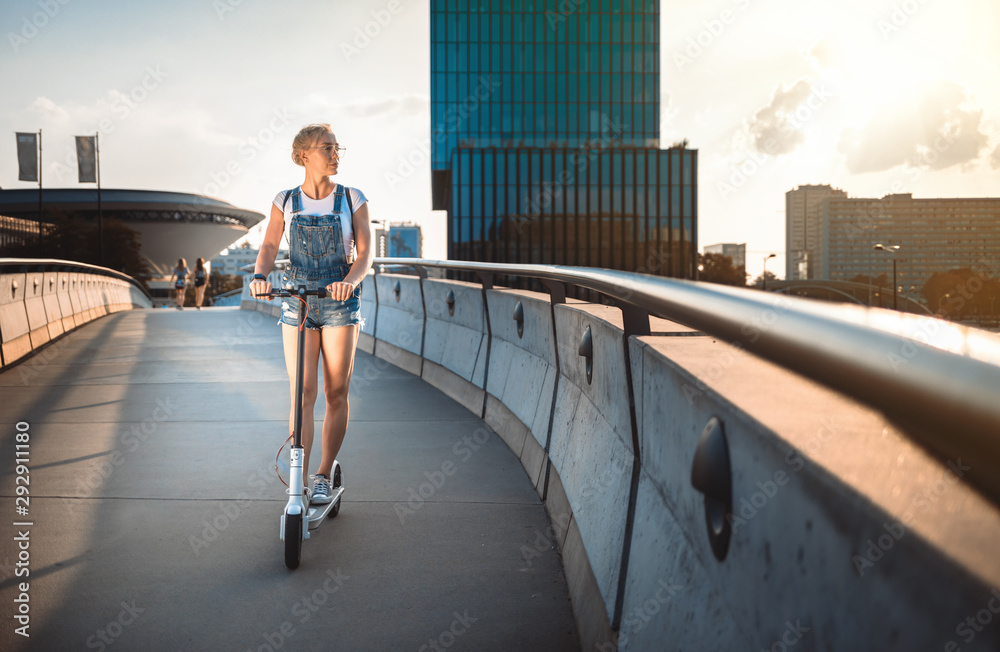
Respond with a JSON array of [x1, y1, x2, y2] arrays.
[[272, 185, 367, 258]]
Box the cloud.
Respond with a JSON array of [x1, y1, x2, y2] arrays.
[[990, 145, 1000, 170], [746, 79, 815, 156], [29, 97, 71, 123], [343, 95, 427, 118], [806, 39, 835, 68], [299, 93, 428, 120], [838, 80, 990, 174]]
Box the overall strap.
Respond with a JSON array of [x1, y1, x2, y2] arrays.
[[281, 187, 302, 213], [333, 185, 345, 213]]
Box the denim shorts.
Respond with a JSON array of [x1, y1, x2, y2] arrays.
[[277, 268, 362, 330]]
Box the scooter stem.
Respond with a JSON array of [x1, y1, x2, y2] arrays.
[[292, 286, 307, 450]]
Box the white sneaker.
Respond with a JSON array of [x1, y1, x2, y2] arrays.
[[310, 474, 332, 504]]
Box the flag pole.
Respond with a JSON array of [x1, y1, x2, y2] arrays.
[[37, 129, 43, 251], [96, 132, 103, 267]]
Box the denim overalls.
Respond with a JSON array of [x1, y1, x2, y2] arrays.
[[278, 185, 362, 329]]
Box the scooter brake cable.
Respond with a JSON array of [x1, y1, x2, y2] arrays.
[[274, 432, 293, 487]]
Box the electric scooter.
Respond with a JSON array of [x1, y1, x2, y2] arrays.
[[265, 286, 344, 570]]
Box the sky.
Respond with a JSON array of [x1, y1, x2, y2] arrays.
[[2, 0, 998, 280]]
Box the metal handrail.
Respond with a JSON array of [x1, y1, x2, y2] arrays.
[[373, 258, 1000, 502], [0, 257, 153, 300]]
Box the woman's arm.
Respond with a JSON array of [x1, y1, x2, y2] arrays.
[[346, 202, 373, 286], [250, 203, 286, 298]]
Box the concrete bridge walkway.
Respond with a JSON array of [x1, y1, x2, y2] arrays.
[[0, 307, 578, 651]]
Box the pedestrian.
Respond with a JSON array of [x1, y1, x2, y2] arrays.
[[248, 123, 372, 505], [193, 257, 208, 309], [171, 258, 190, 310]]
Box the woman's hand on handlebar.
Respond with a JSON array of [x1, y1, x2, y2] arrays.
[[326, 281, 356, 302], [250, 278, 273, 300]]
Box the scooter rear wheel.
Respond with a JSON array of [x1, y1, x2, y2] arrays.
[[330, 464, 342, 518], [284, 513, 302, 569]]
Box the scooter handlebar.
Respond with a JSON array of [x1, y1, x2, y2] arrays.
[[261, 288, 327, 299]]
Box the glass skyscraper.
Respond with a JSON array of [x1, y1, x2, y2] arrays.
[[431, 0, 697, 278]]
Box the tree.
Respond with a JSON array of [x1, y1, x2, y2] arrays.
[[922, 268, 1000, 320], [698, 253, 747, 286], [751, 271, 777, 288]]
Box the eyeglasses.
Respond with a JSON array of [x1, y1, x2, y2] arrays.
[[307, 145, 347, 158]]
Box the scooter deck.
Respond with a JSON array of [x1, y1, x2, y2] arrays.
[[307, 486, 344, 529]]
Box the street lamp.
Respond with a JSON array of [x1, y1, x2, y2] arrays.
[[873, 244, 900, 310], [762, 253, 776, 291]]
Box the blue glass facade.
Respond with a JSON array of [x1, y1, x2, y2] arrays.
[[431, 0, 697, 278]]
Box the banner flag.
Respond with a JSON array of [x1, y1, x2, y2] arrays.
[[16, 132, 38, 182], [76, 136, 97, 183]]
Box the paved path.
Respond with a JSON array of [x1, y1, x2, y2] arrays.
[[0, 307, 578, 651]]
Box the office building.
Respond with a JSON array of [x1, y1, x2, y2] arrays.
[[785, 184, 847, 280], [430, 0, 697, 278], [821, 193, 1000, 293]]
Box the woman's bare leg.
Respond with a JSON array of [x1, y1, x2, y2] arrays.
[[315, 324, 360, 477]]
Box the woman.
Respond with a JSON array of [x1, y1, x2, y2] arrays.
[[249, 124, 372, 505], [193, 257, 208, 309], [171, 258, 189, 309]]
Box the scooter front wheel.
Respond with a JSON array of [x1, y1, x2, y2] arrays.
[[284, 513, 302, 569]]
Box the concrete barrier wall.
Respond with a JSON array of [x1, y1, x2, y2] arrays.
[[548, 303, 635, 634], [358, 273, 378, 354], [241, 271, 1000, 652], [420, 279, 488, 415], [0, 261, 152, 371], [0, 272, 31, 366]]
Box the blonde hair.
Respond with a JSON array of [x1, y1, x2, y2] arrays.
[[292, 123, 333, 166]]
